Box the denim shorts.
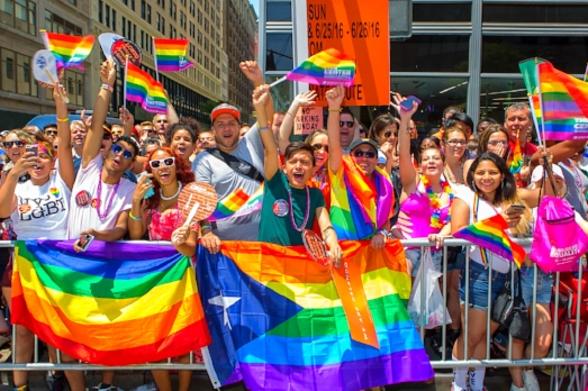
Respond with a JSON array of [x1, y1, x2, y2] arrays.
[[459, 261, 509, 310], [520, 265, 553, 305], [405, 248, 442, 278], [446, 246, 465, 272]]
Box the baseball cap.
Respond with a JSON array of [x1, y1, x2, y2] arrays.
[[210, 103, 241, 123], [349, 138, 379, 153], [530, 164, 564, 183]]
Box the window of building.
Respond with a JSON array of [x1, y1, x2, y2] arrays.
[[169, 2, 176, 19], [266, 33, 293, 71], [98, 0, 103, 23], [390, 34, 469, 73], [16, 53, 30, 95], [2, 48, 16, 92], [112, 9, 117, 31], [105, 4, 110, 27], [1, 0, 35, 34], [45, 11, 82, 35], [122, 16, 126, 37], [482, 35, 588, 74], [479, 77, 526, 122], [267, 0, 291, 22], [483, 4, 588, 24], [413, 3, 471, 23]]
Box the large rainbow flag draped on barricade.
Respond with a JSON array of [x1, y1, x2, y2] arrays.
[[11, 240, 210, 365], [197, 240, 433, 391]]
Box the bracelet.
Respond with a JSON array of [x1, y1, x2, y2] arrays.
[[322, 225, 336, 235], [259, 126, 270, 132], [328, 108, 341, 113], [129, 210, 142, 221], [57, 117, 68, 123], [100, 83, 113, 93]]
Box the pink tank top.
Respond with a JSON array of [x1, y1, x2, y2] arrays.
[[395, 187, 450, 239], [148, 207, 184, 241]]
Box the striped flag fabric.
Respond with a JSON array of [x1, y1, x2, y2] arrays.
[[454, 214, 526, 268], [42, 30, 94, 70], [209, 185, 264, 222], [153, 38, 194, 72], [286, 48, 356, 86], [197, 240, 433, 390], [126, 62, 168, 114], [12, 240, 210, 365]]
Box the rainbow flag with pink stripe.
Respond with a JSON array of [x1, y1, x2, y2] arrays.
[[509, 140, 523, 174], [286, 48, 356, 87], [538, 61, 588, 140], [153, 38, 194, 72], [209, 186, 264, 222], [454, 214, 526, 268], [126, 62, 168, 114], [42, 31, 94, 70]]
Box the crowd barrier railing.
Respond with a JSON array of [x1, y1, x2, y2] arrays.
[[0, 239, 586, 388]]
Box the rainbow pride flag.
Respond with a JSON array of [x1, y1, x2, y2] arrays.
[[126, 62, 168, 114], [12, 240, 210, 365], [509, 139, 523, 174], [197, 240, 433, 390], [42, 31, 94, 70], [454, 214, 526, 268], [153, 38, 194, 72], [210, 185, 264, 222], [329, 156, 394, 240], [519, 58, 546, 124], [538, 61, 588, 140], [286, 48, 356, 87]]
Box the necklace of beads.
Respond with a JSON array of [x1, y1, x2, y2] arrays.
[[160, 182, 182, 201], [421, 175, 453, 229], [96, 175, 120, 221], [287, 185, 310, 232]]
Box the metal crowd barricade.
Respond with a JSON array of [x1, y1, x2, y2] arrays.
[[0, 239, 586, 390]]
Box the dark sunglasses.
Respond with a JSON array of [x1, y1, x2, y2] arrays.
[[2, 140, 24, 148], [149, 157, 175, 169], [339, 120, 354, 128], [45, 130, 58, 136], [352, 150, 376, 159], [102, 133, 112, 140], [111, 144, 133, 160], [311, 143, 328, 152]]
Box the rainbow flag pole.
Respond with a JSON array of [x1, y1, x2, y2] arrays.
[[123, 56, 128, 110], [536, 62, 548, 146], [268, 76, 286, 88], [152, 36, 160, 82]]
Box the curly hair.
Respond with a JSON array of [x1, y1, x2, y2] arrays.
[[144, 147, 195, 210]]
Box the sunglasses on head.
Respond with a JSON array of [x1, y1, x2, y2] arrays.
[[339, 120, 354, 128], [149, 157, 175, 169], [352, 150, 376, 159], [111, 144, 133, 160], [311, 143, 328, 152], [2, 140, 24, 148]]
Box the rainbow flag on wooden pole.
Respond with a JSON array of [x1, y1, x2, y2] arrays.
[[153, 38, 194, 81], [12, 240, 210, 365], [41, 30, 95, 70]]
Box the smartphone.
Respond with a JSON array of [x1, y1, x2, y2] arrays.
[[506, 204, 526, 215], [25, 145, 38, 156], [400, 96, 422, 112], [77, 233, 94, 252], [143, 177, 155, 199]]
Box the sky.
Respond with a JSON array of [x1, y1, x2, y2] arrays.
[[250, 0, 260, 16]]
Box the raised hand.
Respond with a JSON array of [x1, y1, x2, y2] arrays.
[[100, 59, 116, 86], [119, 106, 134, 125], [390, 93, 419, 121], [132, 174, 154, 204], [325, 85, 345, 109], [293, 90, 318, 107], [252, 84, 270, 109], [239, 60, 264, 86]]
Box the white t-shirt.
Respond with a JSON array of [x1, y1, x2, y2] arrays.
[[67, 155, 135, 239], [11, 171, 71, 240], [455, 186, 511, 273]]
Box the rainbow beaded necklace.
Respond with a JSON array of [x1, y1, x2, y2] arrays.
[[421, 175, 453, 229]]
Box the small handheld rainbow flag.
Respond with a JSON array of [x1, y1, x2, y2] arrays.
[[125, 62, 168, 114], [42, 30, 94, 70], [209, 185, 264, 222], [285, 48, 356, 87], [538, 61, 588, 140], [153, 38, 194, 73], [509, 140, 523, 174], [454, 214, 526, 268]]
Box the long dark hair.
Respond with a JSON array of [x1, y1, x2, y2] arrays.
[[466, 152, 516, 204]]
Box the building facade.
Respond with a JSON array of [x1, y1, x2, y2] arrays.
[[224, 0, 257, 124], [0, 0, 232, 128], [259, 0, 588, 133]]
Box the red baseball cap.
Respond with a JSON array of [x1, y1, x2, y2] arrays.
[[210, 103, 241, 123]]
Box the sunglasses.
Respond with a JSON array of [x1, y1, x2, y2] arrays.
[[352, 150, 377, 159], [45, 130, 58, 136], [149, 157, 175, 169], [2, 140, 24, 148], [111, 144, 133, 160], [311, 143, 328, 152], [339, 120, 354, 128], [383, 131, 396, 138]]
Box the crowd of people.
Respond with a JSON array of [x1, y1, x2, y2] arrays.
[[1, 57, 588, 391]]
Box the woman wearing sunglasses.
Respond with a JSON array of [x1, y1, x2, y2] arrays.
[[0, 84, 79, 391], [463, 124, 510, 180], [392, 94, 452, 277], [128, 146, 196, 391], [325, 86, 395, 246]]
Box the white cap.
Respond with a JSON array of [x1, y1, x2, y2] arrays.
[[530, 164, 564, 183]]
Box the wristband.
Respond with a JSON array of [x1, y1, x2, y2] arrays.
[[328, 108, 341, 113], [129, 210, 142, 221], [57, 117, 68, 123], [101, 83, 113, 93]]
